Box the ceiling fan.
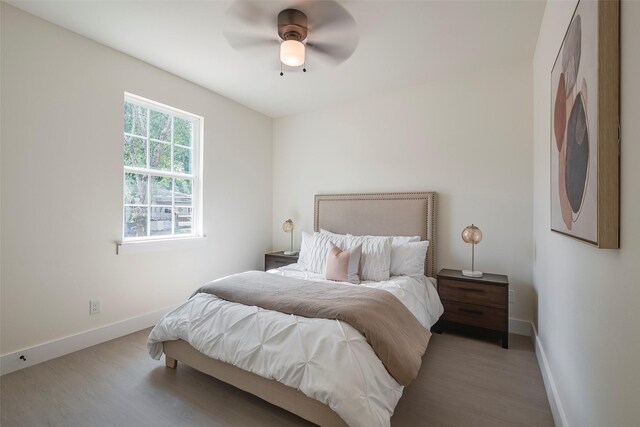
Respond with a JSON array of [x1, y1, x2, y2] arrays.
[[223, 1, 358, 75]]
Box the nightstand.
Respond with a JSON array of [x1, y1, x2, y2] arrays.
[[264, 251, 299, 271], [436, 268, 509, 348]]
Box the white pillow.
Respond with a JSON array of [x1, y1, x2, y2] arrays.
[[391, 235, 421, 245], [323, 230, 418, 247], [298, 231, 314, 269], [390, 240, 429, 276], [346, 235, 392, 282], [320, 228, 349, 241], [302, 231, 348, 274]]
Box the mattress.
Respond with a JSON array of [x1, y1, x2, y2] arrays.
[[147, 265, 443, 427]]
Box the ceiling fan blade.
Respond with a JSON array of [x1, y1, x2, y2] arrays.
[[225, 0, 274, 30], [225, 32, 279, 51], [306, 40, 357, 65], [303, 1, 356, 34]]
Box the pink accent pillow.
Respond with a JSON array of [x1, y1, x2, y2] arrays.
[[325, 243, 362, 284]]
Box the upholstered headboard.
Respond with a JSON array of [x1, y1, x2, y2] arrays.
[[314, 192, 437, 278]]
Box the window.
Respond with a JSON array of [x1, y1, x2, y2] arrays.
[[122, 93, 202, 242]]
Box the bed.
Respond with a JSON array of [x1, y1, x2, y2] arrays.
[[147, 192, 442, 427]]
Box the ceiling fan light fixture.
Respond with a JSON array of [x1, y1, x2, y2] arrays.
[[280, 40, 305, 67]]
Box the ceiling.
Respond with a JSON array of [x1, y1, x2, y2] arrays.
[[10, 1, 546, 118]]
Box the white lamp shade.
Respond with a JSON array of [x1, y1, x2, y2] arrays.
[[280, 40, 305, 67]]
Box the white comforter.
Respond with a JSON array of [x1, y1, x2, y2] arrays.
[[147, 264, 443, 427]]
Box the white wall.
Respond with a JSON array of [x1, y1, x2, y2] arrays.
[[273, 61, 534, 323], [0, 5, 272, 355], [533, 1, 640, 425]]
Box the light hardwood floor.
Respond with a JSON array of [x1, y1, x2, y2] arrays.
[[1, 329, 554, 427]]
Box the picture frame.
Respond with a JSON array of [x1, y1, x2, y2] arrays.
[[550, 0, 620, 248]]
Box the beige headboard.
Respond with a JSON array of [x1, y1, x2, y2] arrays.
[[314, 192, 437, 278]]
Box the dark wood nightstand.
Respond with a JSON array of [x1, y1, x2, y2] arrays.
[[264, 251, 299, 271], [436, 268, 509, 348]]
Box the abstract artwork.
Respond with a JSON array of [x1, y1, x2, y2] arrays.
[[550, 0, 620, 248]]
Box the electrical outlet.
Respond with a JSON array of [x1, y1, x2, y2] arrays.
[[508, 290, 515, 304], [90, 300, 100, 315]]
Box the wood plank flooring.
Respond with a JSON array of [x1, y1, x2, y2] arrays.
[[0, 329, 553, 427]]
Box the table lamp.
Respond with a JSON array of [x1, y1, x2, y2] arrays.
[[461, 224, 483, 277], [282, 219, 298, 255]]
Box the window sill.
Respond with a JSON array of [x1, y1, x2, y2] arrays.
[[117, 236, 206, 255]]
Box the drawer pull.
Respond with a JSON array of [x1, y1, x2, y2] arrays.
[[459, 308, 483, 315], [460, 287, 484, 293]]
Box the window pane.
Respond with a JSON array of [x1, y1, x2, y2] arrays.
[[150, 176, 172, 206], [150, 206, 172, 236], [124, 173, 148, 204], [174, 117, 192, 147], [174, 179, 192, 206], [124, 135, 146, 168], [123, 96, 200, 241], [124, 102, 147, 136], [173, 146, 192, 174], [124, 206, 148, 237], [149, 110, 171, 142], [175, 207, 192, 234], [150, 141, 171, 171]]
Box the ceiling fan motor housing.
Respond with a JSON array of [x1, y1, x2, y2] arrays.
[[278, 9, 308, 42]]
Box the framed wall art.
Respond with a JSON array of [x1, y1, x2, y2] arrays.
[[550, 0, 620, 248]]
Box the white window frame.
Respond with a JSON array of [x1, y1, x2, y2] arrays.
[[120, 92, 204, 247]]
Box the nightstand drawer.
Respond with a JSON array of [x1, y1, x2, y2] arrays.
[[439, 278, 507, 309], [441, 300, 507, 332]]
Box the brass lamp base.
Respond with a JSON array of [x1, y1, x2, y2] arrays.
[[462, 269, 483, 278]]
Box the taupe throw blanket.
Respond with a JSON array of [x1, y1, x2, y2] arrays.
[[193, 271, 431, 386]]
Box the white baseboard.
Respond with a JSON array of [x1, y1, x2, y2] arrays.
[[532, 323, 569, 427], [0, 305, 177, 376], [509, 317, 533, 336]]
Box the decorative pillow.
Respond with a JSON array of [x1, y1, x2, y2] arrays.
[[305, 232, 348, 274], [346, 235, 393, 282], [390, 240, 430, 276], [325, 243, 362, 284]]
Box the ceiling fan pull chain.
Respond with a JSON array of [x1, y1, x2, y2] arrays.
[[280, 61, 284, 77], [303, 59, 307, 73]]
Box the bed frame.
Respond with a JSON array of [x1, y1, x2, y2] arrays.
[[162, 192, 437, 426]]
